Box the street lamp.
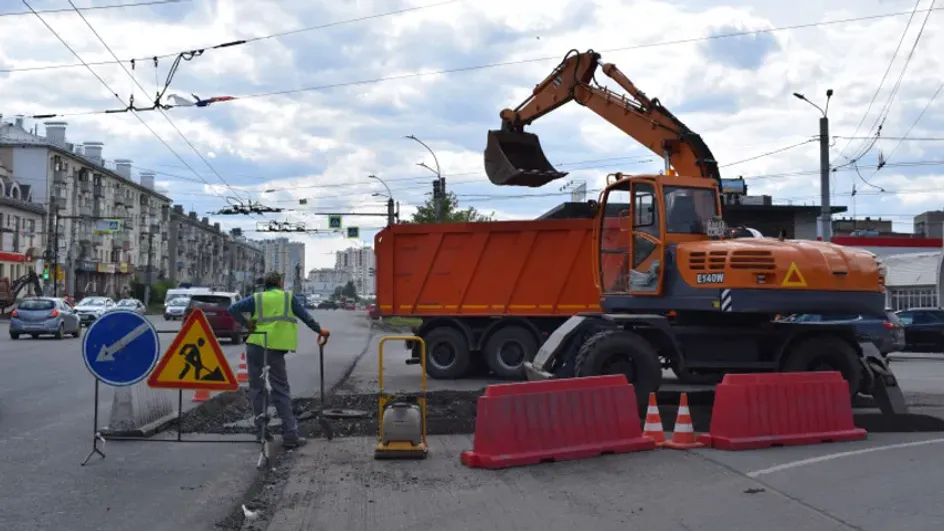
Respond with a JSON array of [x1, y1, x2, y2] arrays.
[[368, 174, 398, 226], [793, 89, 834, 241], [405, 134, 446, 222]]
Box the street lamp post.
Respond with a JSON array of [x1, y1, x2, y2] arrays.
[[793, 89, 834, 241], [405, 135, 445, 222], [368, 174, 398, 226]]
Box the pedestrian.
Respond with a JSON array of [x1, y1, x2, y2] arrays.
[[227, 271, 330, 449]]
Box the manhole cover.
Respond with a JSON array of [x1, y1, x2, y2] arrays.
[[322, 408, 369, 419]]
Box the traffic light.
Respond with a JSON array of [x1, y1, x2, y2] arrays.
[[42, 264, 50, 280]]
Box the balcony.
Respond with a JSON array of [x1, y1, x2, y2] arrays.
[[53, 170, 66, 186], [91, 232, 103, 246], [115, 193, 127, 206], [93, 184, 105, 198], [79, 180, 92, 194], [79, 204, 93, 217]]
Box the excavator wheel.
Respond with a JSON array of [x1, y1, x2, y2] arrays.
[[574, 329, 662, 415], [781, 335, 863, 397]]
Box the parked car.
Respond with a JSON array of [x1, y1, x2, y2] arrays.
[[10, 297, 81, 339], [894, 308, 944, 353], [366, 303, 380, 320], [184, 292, 244, 344], [779, 311, 905, 356], [74, 296, 116, 326], [317, 301, 339, 310], [110, 298, 146, 315], [163, 296, 190, 320]]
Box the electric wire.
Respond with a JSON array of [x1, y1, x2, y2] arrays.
[[0, 0, 188, 17]]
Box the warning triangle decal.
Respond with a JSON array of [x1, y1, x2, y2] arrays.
[[147, 309, 239, 391], [781, 262, 808, 288]]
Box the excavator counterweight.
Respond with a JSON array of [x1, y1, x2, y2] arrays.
[[484, 130, 567, 187]]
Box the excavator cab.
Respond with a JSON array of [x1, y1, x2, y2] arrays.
[[484, 129, 567, 187], [595, 174, 723, 297]]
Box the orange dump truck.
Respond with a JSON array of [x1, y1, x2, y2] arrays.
[[374, 206, 609, 380]]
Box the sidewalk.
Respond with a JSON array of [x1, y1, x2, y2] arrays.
[[263, 435, 847, 531]]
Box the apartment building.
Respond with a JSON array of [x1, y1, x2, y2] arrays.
[[260, 237, 305, 287], [0, 117, 172, 298], [0, 159, 44, 285], [304, 268, 353, 296], [168, 206, 227, 288], [335, 246, 376, 297], [225, 228, 265, 294]]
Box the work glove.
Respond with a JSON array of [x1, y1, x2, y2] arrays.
[[318, 328, 330, 338]]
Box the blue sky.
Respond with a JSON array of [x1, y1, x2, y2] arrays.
[[0, 0, 942, 268]]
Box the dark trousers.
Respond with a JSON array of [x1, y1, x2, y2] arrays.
[[245, 342, 298, 439]]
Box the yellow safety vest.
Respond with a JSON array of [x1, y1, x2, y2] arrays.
[[246, 289, 298, 351]]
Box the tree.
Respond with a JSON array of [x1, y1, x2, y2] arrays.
[[342, 280, 358, 300], [330, 285, 344, 301], [409, 191, 495, 224]]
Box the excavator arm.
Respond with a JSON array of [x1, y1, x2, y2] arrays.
[[484, 49, 720, 187], [0, 269, 43, 309]]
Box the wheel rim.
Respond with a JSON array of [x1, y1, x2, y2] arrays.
[[496, 340, 525, 370], [430, 343, 456, 369]]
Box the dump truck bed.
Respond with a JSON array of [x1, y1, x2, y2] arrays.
[[374, 218, 601, 317]]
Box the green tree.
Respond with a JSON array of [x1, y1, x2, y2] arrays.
[[330, 285, 344, 301], [342, 280, 358, 300], [409, 191, 495, 224]]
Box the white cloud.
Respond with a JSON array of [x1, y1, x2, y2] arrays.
[[1, 0, 942, 270]]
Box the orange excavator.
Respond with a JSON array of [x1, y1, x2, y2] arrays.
[[483, 49, 905, 414]]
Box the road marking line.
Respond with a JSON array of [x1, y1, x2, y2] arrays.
[[745, 437, 944, 478]]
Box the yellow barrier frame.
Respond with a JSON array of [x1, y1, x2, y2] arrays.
[[377, 335, 427, 447]]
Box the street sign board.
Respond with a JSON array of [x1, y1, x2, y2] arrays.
[[346, 226, 359, 239], [147, 309, 238, 391], [328, 215, 342, 230], [82, 309, 161, 386]]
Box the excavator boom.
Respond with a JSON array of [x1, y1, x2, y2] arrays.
[[484, 49, 720, 187]]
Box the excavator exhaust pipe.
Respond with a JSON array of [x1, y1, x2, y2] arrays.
[[484, 130, 568, 187]]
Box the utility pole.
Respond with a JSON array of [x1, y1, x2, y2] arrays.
[[144, 222, 154, 307], [51, 210, 59, 297], [793, 89, 834, 241], [368, 174, 398, 226], [405, 135, 444, 222]]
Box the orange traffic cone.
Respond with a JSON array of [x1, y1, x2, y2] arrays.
[[642, 392, 665, 445], [237, 352, 249, 384], [192, 389, 211, 402], [663, 393, 704, 449]]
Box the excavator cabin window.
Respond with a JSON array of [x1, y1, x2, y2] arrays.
[[663, 186, 720, 234], [598, 179, 660, 293]]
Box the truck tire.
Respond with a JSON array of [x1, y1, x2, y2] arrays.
[[574, 330, 662, 412], [781, 335, 862, 396], [423, 327, 472, 380], [483, 326, 538, 380]]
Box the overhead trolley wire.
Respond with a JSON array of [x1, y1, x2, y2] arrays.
[[0, 0, 188, 17]]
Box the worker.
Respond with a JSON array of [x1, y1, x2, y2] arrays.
[[227, 271, 330, 449]]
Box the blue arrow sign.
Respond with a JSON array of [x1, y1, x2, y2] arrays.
[[83, 310, 160, 386]]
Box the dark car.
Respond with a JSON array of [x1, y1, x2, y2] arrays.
[[317, 301, 338, 310], [781, 311, 905, 356], [894, 308, 944, 353], [184, 292, 244, 344]]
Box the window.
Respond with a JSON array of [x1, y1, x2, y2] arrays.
[[663, 186, 719, 234], [189, 295, 234, 308], [18, 299, 55, 311], [633, 183, 656, 229]]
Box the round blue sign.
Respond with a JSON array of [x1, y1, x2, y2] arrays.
[[82, 310, 160, 387]]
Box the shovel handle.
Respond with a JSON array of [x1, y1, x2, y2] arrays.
[[317, 333, 329, 347]]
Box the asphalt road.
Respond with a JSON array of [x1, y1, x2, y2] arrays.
[[0, 309, 372, 531]]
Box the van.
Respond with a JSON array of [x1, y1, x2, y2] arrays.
[[184, 292, 244, 344]]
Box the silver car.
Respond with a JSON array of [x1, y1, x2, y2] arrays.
[[112, 298, 147, 315], [10, 297, 82, 339], [74, 296, 116, 326], [163, 297, 189, 320]]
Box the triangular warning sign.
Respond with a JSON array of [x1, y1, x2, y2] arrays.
[[147, 309, 238, 391], [781, 261, 807, 288]]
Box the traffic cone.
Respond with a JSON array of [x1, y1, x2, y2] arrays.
[[642, 392, 665, 445], [192, 389, 211, 402], [662, 393, 704, 449], [237, 352, 249, 384]]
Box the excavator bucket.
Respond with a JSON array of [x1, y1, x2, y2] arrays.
[[484, 130, 568, 187]]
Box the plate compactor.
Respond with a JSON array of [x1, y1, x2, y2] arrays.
[[375, 335, 428, 460]]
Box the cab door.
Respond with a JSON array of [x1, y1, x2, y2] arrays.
[[627, 180, 665, 295]]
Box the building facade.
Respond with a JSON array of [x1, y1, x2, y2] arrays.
[[261, 237, 305, 287], [168, 206, 228, 289], [304, 268, 353, 296], [225, 228, 265, 294], [335, 246, 375, 297], [0, 160, 44, 288], [0, 118, 172, 298]]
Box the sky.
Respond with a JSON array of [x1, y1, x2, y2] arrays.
[[0, 0, 942, 269]]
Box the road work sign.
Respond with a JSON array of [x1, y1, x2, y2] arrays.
[[82, 310, 160, 386], [147, 309, 238, 391], [781, 262, 808, 288]]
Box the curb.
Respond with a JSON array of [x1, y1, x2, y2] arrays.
[[100, 409, 180, 438]]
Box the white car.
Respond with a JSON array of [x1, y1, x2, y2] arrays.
[[163, 297, 190, 320], [110, 298, 146, 315], [74, 296, 116, 326]]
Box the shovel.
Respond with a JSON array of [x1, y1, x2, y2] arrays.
[[317, 334, 335, 441]]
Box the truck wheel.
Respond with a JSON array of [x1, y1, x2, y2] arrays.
[[423, 327, 472, 380], [574, 330, 662, 412], [483, 326, 538, 380], [781, 335, 862, 396]]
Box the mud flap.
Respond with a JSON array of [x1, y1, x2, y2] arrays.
[[484, 130, 568, 187], [524, 316, 588, 381], [859, 341, 909, 415]]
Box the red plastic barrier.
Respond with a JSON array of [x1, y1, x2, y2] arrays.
[[696, 371, 867, 451], [460, 375, 656, 469]]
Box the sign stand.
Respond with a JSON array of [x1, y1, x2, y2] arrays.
[[80, 310, 273, 469]]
